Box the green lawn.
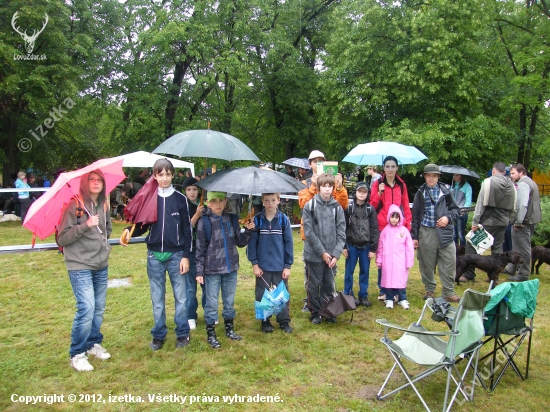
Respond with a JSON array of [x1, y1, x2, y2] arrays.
[[0, 220, 549, 411]]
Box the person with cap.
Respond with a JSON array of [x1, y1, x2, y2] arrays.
[[182, 176, 206, 330], [195, 191, 255, 349], [298, 149, 348, 312], [411, 163, 461, 303], [342, 181, 379, 307]]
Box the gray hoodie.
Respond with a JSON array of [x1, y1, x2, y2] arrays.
[[57, 170, 112, 271], [302, 194, 346, 262]]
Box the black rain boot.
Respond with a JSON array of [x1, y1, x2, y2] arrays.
[[261, 318, 274, 333], [206, 323, 221, 349], [224, 318, 242, 340]]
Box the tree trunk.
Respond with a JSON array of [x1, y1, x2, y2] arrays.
[[517, 104, 527, 165]]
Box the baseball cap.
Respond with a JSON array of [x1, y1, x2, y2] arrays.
[[423, 164, 441, 175], [207, 191, 226, 201], [182, 177, 198, 189], [356, 182, 369, 191], [308, 150, 326, 161]]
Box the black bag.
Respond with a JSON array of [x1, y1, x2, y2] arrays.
[[320, 292, 357, 322]]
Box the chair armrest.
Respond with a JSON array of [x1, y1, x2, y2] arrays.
[[376, 319, 460, 337]]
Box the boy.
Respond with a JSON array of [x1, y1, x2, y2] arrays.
[[195, 192, 255, 349], [182, 177, 206, 330], [120, 159, 193, 351], [302, 173, 346, 324], [342, 182, 379, 307], [247, 193, 294, 333]]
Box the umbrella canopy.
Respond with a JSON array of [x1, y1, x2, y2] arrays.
[[152, 129, 260, 162], [282, 158, 311, 170], [113, 151, 195, 176], [123, 176, 159, 225], [195, 166, 306, 195], [438, 165, 480, 179], [342, 141, 427, 165], [23, 158, 125, 240]]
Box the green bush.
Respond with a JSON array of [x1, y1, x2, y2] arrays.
[[532, 196, 550, 246]]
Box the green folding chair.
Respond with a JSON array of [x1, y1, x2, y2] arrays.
[[376, 289, 491, 412]]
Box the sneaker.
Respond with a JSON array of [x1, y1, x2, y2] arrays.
[[385, 300, 394, 309], [359, 297, 372, 307], [86, 344, 111, 360], [188, 319, 197, 330], [378, 293, 386, 301], [301, 302, 310, 313], [354, 297, 361, 306], [261, 320, 274, 333], [279, 323, 293, 333], [176, 336, 190, 349], [423, 291, 434, 300], [214, 320, 219, 325], [150, 338, 165, 351], [70, 353, 94, 372], [444, 294, 461, 303], [310, 315, 322, 325], [398, 300, 410, 310]]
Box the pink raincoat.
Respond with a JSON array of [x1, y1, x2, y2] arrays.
[[376, 204, 414, 289]]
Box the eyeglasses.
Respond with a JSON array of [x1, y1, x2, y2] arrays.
[[88, 178, 104, 183]]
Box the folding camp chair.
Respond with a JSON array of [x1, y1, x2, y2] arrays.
[[376, 289, 491, 412], [478, 279, 539, 391]]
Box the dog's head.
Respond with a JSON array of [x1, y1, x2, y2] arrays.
[[505, 251, 524, 264]]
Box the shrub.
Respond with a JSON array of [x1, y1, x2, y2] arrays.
[[532, 196, 550, 246]]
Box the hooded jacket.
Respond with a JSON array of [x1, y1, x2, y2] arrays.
[[302, 194, 346, 262], [344, 196, 379, 251], [376, 205, 414, 289], [411, 181, 459, 248], [195, 209, 253, 276], [132, 185, 193, 256], [370, 174, 412, 231], [57, 170, 112, 271]]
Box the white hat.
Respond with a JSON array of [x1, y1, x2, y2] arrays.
[[308, 150, 326, 160]]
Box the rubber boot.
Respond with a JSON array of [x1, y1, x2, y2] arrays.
[[206, 323, 221, 349], [224, 318, 242, 340]]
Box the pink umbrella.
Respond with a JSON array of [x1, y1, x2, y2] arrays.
[[24, 158, 126, 241]]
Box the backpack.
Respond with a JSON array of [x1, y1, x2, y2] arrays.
[[346, 199, 373, 246], [253, 211, 288, 232], [55, 195, 86, 254], [309, 198, 339, 227], [201, 213, 240, 246]]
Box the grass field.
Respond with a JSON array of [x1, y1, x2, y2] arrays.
[[0, 219, 549, 411]]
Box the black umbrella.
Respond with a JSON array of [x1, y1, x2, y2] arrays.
[[195, 166, 306, 195], [438, 165, 480, 179]]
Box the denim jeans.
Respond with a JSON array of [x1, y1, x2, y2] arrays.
[[453, 213, 468, 245], [185, 252, 205, 320], [68, 267, 108, 358], [344, 244, 371, 299], [385, 288, 407, 302], [147, 251, 189, 340], [203, 271, 238, 325]]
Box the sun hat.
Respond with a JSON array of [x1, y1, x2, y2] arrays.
[[423, 164, 441, 175], [308, 150, 326, 161]]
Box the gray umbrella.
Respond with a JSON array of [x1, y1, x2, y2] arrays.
[[152, 129, 260, 162], [438, 165, 480, 179], [195, 166, 306, 195]]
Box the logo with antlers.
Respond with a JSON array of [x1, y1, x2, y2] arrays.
[[12, 11, 49, 55]]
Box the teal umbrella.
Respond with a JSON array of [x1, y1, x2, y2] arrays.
[[152, 129, 260, 162], [342, 141, 427, 165]]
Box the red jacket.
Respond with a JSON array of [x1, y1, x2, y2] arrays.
[[370, 174, 412, 232]]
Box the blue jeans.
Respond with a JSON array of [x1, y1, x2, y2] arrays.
[[344, 244, 371, 299], [203, 271, 238, 325], [68, 267, 108, 358], [454, 213, 468, 245], [385, 288, 407, 302], [185, 252, 205, 320], [147, 251, 189, 340], [377, 268, 386, 297]]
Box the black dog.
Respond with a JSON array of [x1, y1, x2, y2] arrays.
[[456, 244, 466, 257], [455, 251, 524, 286], [531, 246, 550, 275]]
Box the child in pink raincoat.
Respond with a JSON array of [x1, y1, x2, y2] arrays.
[[376, 204, 414, 309]]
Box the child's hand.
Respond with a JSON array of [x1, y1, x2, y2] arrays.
[[282, 268, 290, 279], [342, 249, 348, 259], [180, 257, 189, 274], [195, 206, 205, 218], [196, 276, 204, 285], [245, 220, 255, 230], [253, 264, 263, 277], [335, 173, 343, 189], [413, 240, 419, 249], [368, 252, 375, 259], [311, 174, 318, 187], [377, 264, 382, 268]]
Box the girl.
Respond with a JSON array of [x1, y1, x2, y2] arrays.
[[376, 205, 414, 309]]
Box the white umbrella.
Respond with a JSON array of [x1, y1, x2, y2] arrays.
[[113, 151, 194, 176]]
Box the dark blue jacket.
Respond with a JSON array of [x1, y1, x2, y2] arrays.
[[133, 186, 193, 257], [247, 210, 294, 272]]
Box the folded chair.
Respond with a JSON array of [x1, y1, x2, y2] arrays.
[[376, 289, 491, 412], [478, 279, 539, 391]]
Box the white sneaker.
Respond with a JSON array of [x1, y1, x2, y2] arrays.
[[86, 344, 111, 360], [70, 353, 94, 372], [398, 300, 410, 310], [188, 319, 197, 330], [385, 300, 394, 309]]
